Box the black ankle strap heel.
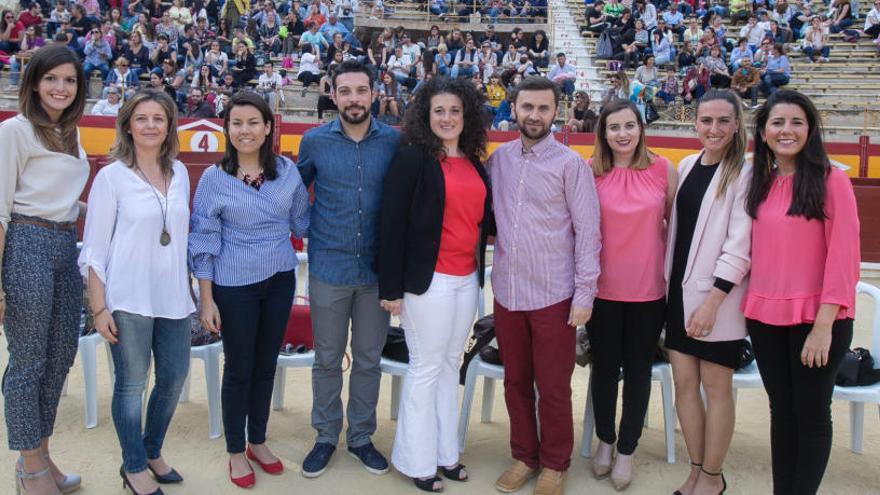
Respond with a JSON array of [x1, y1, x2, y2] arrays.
[[699, 468, 727, 495]]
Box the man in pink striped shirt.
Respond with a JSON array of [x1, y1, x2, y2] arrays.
[[488, 76, 601, 495]]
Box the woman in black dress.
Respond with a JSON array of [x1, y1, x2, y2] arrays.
[[666, 90, 752, 495]]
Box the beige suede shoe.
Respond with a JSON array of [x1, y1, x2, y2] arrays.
[[495, 460, 537, 493], [533, 468, 566, 495]]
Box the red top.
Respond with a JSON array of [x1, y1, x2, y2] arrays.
[[593, 156, 670, 301], [742, 167, 860, 325], [435, 156, 486, 276]]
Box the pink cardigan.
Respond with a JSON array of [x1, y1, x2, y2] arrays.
[[742, 167, 860, 325], [665, 153, 752, 342]]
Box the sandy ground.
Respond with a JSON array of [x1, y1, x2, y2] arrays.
[[1, 279, 879, 495]]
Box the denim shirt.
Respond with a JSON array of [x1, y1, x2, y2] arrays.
[[296, 117, 400, 287]]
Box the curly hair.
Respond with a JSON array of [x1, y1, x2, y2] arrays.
[[401, 77, 488, 165]]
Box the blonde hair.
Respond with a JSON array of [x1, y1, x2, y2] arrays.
[[695, 89, 747, 198], [109, 90, 179, 175], [591, 99, 652, 176]]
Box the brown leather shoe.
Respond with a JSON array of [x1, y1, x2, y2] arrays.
[[534, 468, 566, 495], [495, 460, 537, 493]]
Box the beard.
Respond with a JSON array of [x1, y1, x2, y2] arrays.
[[517, 118, 551, 141], [340, 104, 370, 124]]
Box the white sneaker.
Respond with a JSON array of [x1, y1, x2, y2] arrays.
[[821, 57, 830, 62]]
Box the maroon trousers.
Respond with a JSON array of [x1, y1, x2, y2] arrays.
[[494, 297, 575, 472]]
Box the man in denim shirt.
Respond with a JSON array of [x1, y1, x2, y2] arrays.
[[296, 61, 400, 478]]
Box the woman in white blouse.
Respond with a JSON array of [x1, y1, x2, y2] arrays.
[[79, 90, 193, 495], [0, 44, 89, 495]]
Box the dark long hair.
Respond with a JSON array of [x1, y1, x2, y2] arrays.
[[218, 92, 279, 180], [19, 45, 87, 157], [401, 76, 487, 165], [746, 89, 829, 220]]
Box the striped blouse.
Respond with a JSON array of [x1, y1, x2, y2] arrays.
[[189, 156, 310, 286]]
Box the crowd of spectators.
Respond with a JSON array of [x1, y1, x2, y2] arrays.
[[0, 0, 578, 125], [589, 0, 880, 114]]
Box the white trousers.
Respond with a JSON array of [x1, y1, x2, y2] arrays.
[[391, 271, 479, 478]]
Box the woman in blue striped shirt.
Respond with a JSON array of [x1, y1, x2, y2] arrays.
[[189, 92, 310, 490]]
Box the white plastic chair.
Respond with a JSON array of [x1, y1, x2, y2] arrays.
[[75, 332, 113, 429], [732, 344, 763, 403], [456, 353, 505, 452], [270, 252, 315, 411], [271, 351, 316, 411], [833, 281, 880, 454], [178, 341, 224, 439], [580, 361, 677, 463], [380, 357, 408, 420]]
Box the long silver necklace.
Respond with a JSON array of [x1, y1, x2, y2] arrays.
[[136, 165, 171, 246]]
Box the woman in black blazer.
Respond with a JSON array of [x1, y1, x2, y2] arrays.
[[378, 77, 490, 493]]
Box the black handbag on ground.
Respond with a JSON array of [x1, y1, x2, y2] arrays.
[[459, 315, 495, 385]]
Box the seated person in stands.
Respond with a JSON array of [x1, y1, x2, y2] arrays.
[[434, 44, 453, 76], [150, 33, 178, 70], [866, 0, 880, 39], [187, 87, 217, 118], [728, 0, 750, 24], [651, 28, 674, 66], [492, 94, 516, 130], [655, 66, 679, 105], [767, 20, 787, 44], [604, 0, 626, 22], [803, 16, 830, 63], [753, 38, 773, 66], [527, 30, 550, 68], [231, 42, 257, 87], [681, 64, 709, 104], [387, 45, 418, 89], [485, 72, 507, 115], [614, 8, 636, 33], [740, 15, 766, 53], [703, 45, 731, 88], [452, 39, 480, 79], [549, 52, 578, 96], [678, 40, 698, 69], [789, 1, 814, 40], [376, 71, 402, 119], [729, 37, 754, 71], [635, 54, 661, 87], [601, 70, 630, 110], [662, 3, 686, 38], [621, 18, 650, 69], [429, 0, 449, 17], [758, 42, 790, 96], [731, 58, 761, 107], [296, 42, 323, 95], [219, 72, 239, 93], [91, 86, 123, 116], [825, 0, 854, 34], [316, 67, 338, 120], [257, 61, 284, 111], [104, 56, 139, 99], [586, 0, 610, 33], [567, 90, 598, 132], [149, 67, 180, 101], [515, 54, 537, 76]]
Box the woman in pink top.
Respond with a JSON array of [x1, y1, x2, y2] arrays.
[[744, 90, 860, 495], [587, 99, 677, 491], [665, 90, 752, 495]]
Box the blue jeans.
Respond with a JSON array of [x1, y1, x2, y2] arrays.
[[450, 64, 477, 78], [430, 5, 448, 15], [760, 72, 789, 96], [803, 46, 830, 60], [558, 79, 575, 96], [214, 270, 295, 453], [9, 57, 23, 86], [110, 311, 191, 473], [829, 18, 853, 34], [83, 62, 111, 83]]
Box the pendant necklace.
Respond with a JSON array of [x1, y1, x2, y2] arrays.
[[136, 165, 171, 246]]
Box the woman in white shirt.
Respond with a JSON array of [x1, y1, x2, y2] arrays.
[[79, 90, 193, 495], [296, 42, 323, 96], [0, 44, 88, 495]]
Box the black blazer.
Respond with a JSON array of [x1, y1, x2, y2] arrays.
[[377, 143, 493, 301]]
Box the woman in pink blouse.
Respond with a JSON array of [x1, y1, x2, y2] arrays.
[[744, 90, 860, 495], [587, 99, 677, 491]]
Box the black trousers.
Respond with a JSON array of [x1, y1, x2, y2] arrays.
[[747, 318, 853, 495], [214, 270, 295, 453], [586, 298, 665, 455]]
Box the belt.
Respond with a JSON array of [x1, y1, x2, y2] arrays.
[[10, 216, 76, 232]]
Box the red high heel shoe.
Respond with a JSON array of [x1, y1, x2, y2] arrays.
[[228, 459, 255, 489], [246, 446, 284, 475]]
